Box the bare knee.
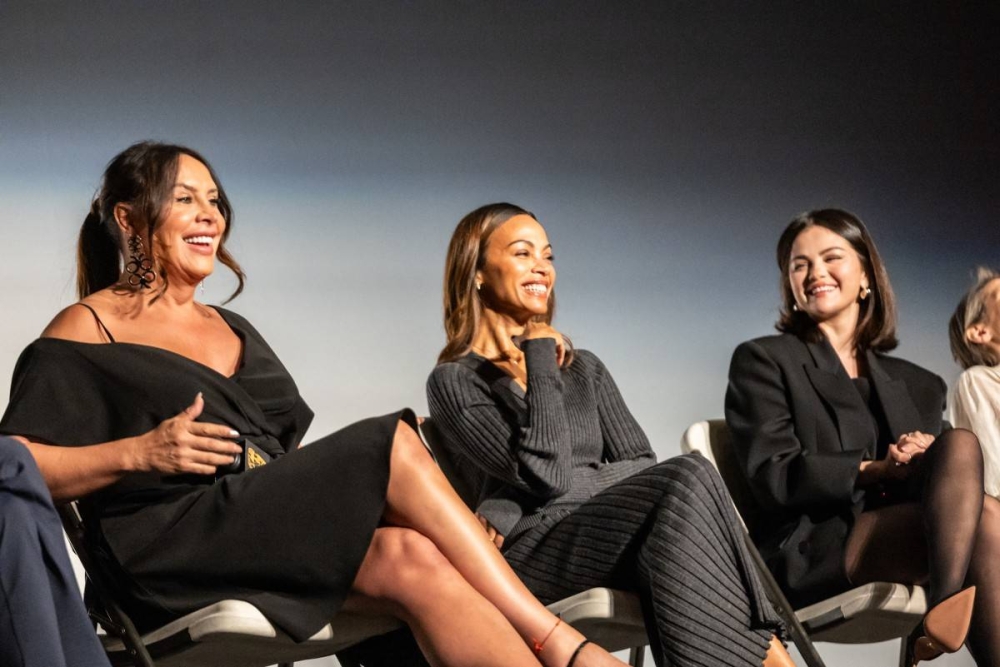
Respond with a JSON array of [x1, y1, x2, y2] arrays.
[[356, 527, 455, 602], [391, 421, 435, 473]]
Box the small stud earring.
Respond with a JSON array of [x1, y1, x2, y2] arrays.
[[860, 285, 871, 300], [792, 303, 800, 312]]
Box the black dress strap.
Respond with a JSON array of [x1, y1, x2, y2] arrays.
[[76, 303, 116, 343]]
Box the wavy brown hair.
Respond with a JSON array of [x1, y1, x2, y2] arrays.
[[77, 141, 245, 302], [775, 208, 898, 352], [438, 203, 568, 364]]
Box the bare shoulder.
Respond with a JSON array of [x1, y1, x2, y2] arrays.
[[40, 295, 114, 343]]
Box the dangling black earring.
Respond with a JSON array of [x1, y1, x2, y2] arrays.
[[125, 234, 156, 289]]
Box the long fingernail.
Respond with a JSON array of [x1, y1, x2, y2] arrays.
[[229, 430, 240, 437]]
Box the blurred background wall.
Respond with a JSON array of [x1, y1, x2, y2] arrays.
[[2, 3, 997, 665]]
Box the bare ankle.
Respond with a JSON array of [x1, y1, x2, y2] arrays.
[[538, 624, 625, 667]]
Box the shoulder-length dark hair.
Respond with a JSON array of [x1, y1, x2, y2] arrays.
[[775, 208, 898, 351], [438, 202, 569, 364], [77, 141, 245, 301]]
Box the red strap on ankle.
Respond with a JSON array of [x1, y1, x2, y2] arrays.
[[532, 618, 562, 656]]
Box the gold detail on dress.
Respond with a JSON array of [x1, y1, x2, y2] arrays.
[[247, 447, 268, 470]]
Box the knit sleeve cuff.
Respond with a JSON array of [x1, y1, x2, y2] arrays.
[[522, 338, 560, 377]]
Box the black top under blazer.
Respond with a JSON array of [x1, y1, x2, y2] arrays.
[[725, 333, 947, 606]]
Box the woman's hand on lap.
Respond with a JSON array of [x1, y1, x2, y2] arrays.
[[884, 444, 918, 479], [132, 393, 242, 476], [475, 512, 505, 550], [896, 431, 934, 453]]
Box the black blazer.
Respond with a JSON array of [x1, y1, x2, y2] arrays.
[[724, 333, 946, 606]]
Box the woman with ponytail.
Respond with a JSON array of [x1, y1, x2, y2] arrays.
[[0, 142, 633, 667]]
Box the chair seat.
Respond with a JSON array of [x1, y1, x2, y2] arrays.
[[101, 588, 646, 666], [548, 587, 647, 652], [796, 582, 927, 644], [680, 419, 933, 667], [102, 601, 401, 667]]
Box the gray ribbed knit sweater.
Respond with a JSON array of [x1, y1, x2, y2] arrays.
[[426, 338, 656, 538]]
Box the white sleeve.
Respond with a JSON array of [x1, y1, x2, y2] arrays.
[[949, 368, 1000, 499]]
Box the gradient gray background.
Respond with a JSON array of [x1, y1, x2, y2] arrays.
[[2, 2, 998, 665]]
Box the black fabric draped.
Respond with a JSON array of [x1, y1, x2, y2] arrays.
[[0, 308, 409, 641]]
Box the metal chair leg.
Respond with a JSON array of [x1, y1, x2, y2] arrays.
[[743, 533, 827, 667], [897, 636, 910, 667], [628, 645, 645, 667]]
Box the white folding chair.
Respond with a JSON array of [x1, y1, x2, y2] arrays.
[[59, 500, 402, 667], [680, 420, 927, 667]]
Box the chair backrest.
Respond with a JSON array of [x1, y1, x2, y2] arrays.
[[58, 501, 156, 666], [679, 419, 763, 535]]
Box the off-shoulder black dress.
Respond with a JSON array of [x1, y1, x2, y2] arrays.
[[0, 307, 414, 642]]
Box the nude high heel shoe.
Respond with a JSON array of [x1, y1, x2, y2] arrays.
[[762, 636, 796, 667], [902, 586, 976, 667]]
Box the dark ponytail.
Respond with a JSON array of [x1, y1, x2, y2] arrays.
[[76, 198, 122, 298]]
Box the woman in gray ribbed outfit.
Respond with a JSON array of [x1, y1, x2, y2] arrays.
[[427, 204, 792, 667]]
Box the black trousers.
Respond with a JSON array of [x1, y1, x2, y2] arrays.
[[504, 454, 781, 667], [0, 437, 110, 667]]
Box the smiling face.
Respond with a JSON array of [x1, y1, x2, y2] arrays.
[[476, 214, 554, 323], [151, 154, 226, 285], [787, 225, 869, 328]]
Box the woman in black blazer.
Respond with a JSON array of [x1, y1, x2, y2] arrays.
[[725, 209, 1000, 666]]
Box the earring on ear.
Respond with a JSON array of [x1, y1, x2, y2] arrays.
[[859, 285, 871, 300], [792, 303, 800, 312], [475, 281, 482, 292], [125, 234, 156, 289]]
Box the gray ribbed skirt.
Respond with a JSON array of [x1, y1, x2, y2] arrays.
[[503, 454, 782, 667]]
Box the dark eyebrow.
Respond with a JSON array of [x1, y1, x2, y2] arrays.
[[175, 183, 219, 195], [505, 239, 553, 251], [791, 245, 847, 261]]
